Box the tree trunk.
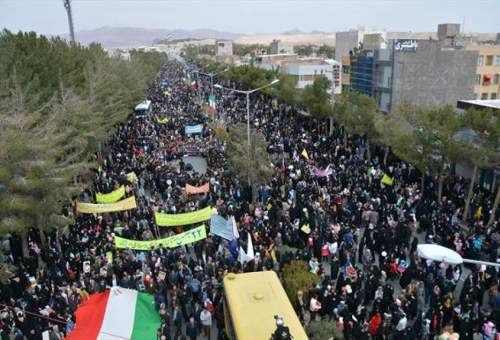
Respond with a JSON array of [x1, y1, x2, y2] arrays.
[[329, 117, 334, 136], [21, 232, 29, 258], [463, 164, 478, 223], [438, 174, 446, 203], [251, 184, 257, 203], [383, 146, 389, 166], [420, 173, 425, 197], [487, 183, 500, 227], [366, 139, 371, 164]]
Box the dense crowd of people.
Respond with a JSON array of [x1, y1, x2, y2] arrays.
[[0, 60, 498, 340]]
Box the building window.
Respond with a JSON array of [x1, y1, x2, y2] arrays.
[[477, 55, 484, 66], [486, 55, 493, 66], [475, 74, 481, 85], [483, 74, 492, 86], [481, 93, 488, 100], [494, 74, 499, 85], [491, 93, 497, 99], [496, 55, 500, 66]]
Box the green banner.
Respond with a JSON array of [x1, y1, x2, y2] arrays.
[[96, 186, 126, 204], [114, 225, 207, 250], [155, 206, 216, 226]]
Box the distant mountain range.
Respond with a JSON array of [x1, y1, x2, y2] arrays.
[[62, 26, 497, 49], [65, 26, 241, 48]]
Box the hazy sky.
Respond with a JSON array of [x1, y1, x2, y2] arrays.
[[1, 0, 499, 36]]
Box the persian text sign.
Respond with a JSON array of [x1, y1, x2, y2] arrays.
[[76, 196, 136, 214], [155, 206, 215, 226], [96, 186, 125, 204], [394, 39, 418, 51], [114, 225, 207, 250]]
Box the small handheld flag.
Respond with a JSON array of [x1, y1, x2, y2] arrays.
[[301, 148, 309, 160]]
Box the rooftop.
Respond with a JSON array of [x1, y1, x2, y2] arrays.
[[458, 99, 500, 110]]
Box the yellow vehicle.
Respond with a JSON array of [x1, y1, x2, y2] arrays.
[[223, 271, 308, 340]]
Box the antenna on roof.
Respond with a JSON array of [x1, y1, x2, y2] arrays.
[[62, 0, 76, 44]]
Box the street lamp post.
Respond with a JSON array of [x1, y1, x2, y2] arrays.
[[214, 79, 279, 151], [417, 244, 500, 267], [214, 80, 279, 197], [197, 69, 229, 96]]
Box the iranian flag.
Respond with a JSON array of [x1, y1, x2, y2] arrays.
[[191, 80, 198, 90], [67, 288, 160, 340], [208, 95, 216, 113]]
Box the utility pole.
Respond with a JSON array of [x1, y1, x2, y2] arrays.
[[63, 0, 75, 44]]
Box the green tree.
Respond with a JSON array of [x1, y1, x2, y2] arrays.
[[0, 30, 166, 237], [306, 319, 345, 340], [294, 44, 314, 56], [272, 74, 300, 104], [333, 91, 380, 162], [224, 65, 276, 91], [461, 108, 500, 224], [317, 44, 335, 59], [300, 77, 333, 118], [233, 43, 270, 56], [0, 106, 89, 234], [226, 124, 272, 202], [282, 261, 320, 304], [390, 105, 466, 199]]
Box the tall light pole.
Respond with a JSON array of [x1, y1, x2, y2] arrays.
[[417, 244, 500, 268], [62, 0, 75, 44], [197, 69, 228, 96], [214, 79, 279, 152]]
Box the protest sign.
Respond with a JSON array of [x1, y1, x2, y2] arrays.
[[381, 174, 394, 186], [209, 215, 235, 241], [127, 172, 138, 184], [83, 261, 91, 273], [155, 206, 215, 226], [313, 165, 333, 177], [114, 225, 207, 250], [184, 124, 203, 134], [76, 196, 136, 214], [96, 186, 125, 204], [157, 116, 169, 124], [185, 183, 209, 195]]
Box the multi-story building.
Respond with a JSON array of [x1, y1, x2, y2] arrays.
[[216, 40, 233, 56], [270, 40, 294, 55], [335, 30, 364, 63], [350, 49, 374, 96], [348, 24, 478, 112], [465, 44, 500, 100], [390, 39, 477, 111], [336, 30, 387, 91], [255, 55, 341, 95]]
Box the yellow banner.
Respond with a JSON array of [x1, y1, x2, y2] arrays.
[[76, 196, 136, 214], [95, 186, 125, 204], [114, 225, 207, 250], [155, 206, 215, 226]]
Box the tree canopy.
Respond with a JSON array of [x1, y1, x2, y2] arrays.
[[0, 30, 167, 234]]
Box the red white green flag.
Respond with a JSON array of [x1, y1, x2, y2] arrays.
[[208, 95, 216, 113], [67, 288, 160, 340], [191, 80, 198, 90]]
